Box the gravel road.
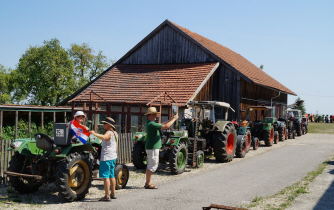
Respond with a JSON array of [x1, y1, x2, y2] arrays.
[[2, 133, 334, 210]]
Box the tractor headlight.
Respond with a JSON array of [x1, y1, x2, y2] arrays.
[[135, 134, 143, 140], [10, 141, 22, 149]]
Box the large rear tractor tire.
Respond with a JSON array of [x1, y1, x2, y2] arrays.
[[7, 153, 43, 193], [296, 125, 302, 136], [264, 128, 274, 146], [55, 152, 92, 202], [132, 142, 147, 169], [213, 124, 237, 162], [115, 164, 129, 190], [170, 143, 188, 174]]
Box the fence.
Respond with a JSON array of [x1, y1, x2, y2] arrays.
[[0, 133, 134, 185]]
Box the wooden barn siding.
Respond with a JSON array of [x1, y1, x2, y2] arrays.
[[212, 66, 240, 121], [122, 25, 216, 65]]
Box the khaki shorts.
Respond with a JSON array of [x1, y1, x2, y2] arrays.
[[146, 149, 159, 172]]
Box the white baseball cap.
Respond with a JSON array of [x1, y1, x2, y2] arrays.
[[74, 111, 86, 118]]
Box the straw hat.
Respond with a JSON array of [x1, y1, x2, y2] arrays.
[[144, 107, 160, 115], [101, 117, 116, 130], [74, 111, 86, 118]]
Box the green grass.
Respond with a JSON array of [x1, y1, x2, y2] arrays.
[[308, 123, 334, 134], [243, 157, 330, 210]]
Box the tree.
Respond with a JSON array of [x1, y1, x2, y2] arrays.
[[68, 43, 110, 88], [0, 64, 12, 104], [13, 39, 75, 105], [293, 97, 306, 115]]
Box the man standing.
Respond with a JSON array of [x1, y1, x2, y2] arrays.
[[144, 107, 178, 189]]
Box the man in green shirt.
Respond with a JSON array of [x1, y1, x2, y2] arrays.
[[144, 107, 178, 189]]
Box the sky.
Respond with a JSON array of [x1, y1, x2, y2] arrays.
[[0, 0, 333, 114]]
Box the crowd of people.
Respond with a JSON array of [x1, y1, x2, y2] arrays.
[[307, 114, 334, 123]]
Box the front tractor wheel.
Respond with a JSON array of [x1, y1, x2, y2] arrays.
[[7, 153, 43, 193], [55, 152, 92, 202], [170, 143, 188, 175], [132, 142, 147, 169], [274, 131, 279, 144], [115, 164, 129, 190], [252, 137, 260, 150], [264, 128, 274, 146], [213, 124, 237, 162]]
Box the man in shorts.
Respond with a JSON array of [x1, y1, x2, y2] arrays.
[[144, 107, 178, 189]]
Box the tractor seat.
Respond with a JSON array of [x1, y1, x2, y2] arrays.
[[35, 133, 56, 152]]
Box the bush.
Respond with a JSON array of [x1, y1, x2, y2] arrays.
[[0, 120, 53, 140]]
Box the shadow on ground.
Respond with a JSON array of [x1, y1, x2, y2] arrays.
[[313, 175, 334, 209]]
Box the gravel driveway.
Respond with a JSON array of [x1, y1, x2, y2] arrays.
[[1, 133, 333, 210]]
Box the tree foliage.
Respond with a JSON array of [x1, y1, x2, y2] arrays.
[[1, 39, 110, 106], [293, 97, 306, 115], [0, 64, 12, 104], [69, 43, 109, 88], [13, 39, 76, 105]]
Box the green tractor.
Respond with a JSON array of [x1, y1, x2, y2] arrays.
[[185, 101, 237, 163], [247, 106, 278, 146], [5, 123, 129, 202], [132, 129, 191, 175]]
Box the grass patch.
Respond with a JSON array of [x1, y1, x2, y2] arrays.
[[244, 157, 330, 210], [308, 123, 334, 134]]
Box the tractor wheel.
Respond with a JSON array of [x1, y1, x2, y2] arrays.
[[236, 135, 247, 158], [170, 143, 188, 174], [284, 128, 288, 140], [296, 125, 302, 136], [132, 142, 147, 169], [115, 164, 129, 190], [245, 131, 252, 152], [252, 137, 260, 150], [264, 128, 274, 146], [7, 153, 43, 193], [292, 130, 296, 139], [213, 124, 237, 162], [195, 150, 205, 168], [274, 131, 279, 144], [279, 128, 286, 142], [55, 152, 92, 202]]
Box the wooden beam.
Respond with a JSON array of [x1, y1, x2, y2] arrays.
[[0, 110, 3, 136], [28, 111, 31, 138], [41, 112, 44, 129], [64, 112, 67, 123], [15, 111, 18, 139], [53, 112, 56, 123]]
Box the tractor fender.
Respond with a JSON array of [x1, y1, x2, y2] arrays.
[[132, 132, 146, 143], [214, 121, 234, 133]]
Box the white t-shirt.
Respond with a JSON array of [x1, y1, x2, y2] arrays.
[[100, 130, 118, 161]]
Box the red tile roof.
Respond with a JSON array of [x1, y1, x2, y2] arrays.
[[170, 21, 296, 95], [70, 63, 219, 105]]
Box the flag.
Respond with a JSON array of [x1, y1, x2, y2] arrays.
[[70, 120, 90, 144]]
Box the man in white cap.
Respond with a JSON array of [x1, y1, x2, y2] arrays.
[[144, 107, 178, 189]]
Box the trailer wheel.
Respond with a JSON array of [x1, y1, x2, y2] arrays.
[[132, 142, 147, 169], [195, 151, 205, 168], [55, 152, 92, 201], [7, 153, 42, 193], [213, 124, 237, 162], [264, 128, 274, 146], [170, 143, 188, 174], [252, 137, 260, 150], [115, 164, 129, 190]]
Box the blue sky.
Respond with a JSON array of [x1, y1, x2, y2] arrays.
[[1, 0, 333, 114]]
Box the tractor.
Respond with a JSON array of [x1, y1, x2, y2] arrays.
[[287, 109, 303, 136], [246, 106, 281, 147], [132, 129, 191, 175], [5, 123, 129, 202], [184, 101, 237, 163]]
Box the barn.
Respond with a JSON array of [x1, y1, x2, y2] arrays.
[[62, 20, 296, 133]]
